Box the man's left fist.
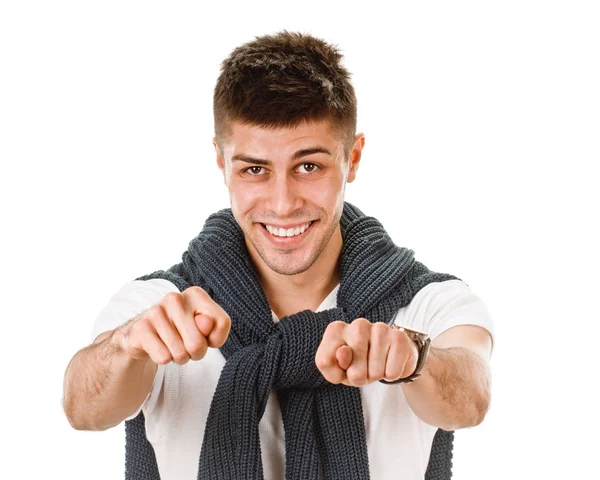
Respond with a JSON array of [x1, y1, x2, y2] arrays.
[[315, 318, 419, 387]]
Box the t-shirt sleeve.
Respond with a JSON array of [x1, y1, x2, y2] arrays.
[[391, 279, 495, 356], [88, 278, 181, 421]]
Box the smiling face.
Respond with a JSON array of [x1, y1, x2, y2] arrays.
[[215, 118, 363, 277]]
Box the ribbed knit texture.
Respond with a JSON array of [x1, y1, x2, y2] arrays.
[[125, 201, 460, 479]]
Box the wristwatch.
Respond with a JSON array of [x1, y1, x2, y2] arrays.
[[379, 322, 431, 384]]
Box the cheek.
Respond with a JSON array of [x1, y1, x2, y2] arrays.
[[311, 176, 345, 205], [229, 182, 263, 211]]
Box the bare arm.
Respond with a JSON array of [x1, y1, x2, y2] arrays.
[[62, 326, 157, 431], [402, 325, 493, 431], [62, 286, 232, 432]]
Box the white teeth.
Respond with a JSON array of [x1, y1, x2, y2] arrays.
[[265, 221, 311, 237]]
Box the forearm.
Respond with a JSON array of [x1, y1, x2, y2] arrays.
[[402, 346, 491, 431], [62, 329, 156, 431]]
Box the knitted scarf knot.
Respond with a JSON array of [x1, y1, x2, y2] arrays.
[[253, 309, 345, 390], [125, 201, 459, 479]]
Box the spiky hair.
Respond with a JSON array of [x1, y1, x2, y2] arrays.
[[213, 30, 357, 158]]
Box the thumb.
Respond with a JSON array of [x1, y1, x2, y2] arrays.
[[336, 345, 353, 371], [195, 313, 214, 338]]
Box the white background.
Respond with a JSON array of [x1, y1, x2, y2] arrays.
[[1, 1, 598, 478]]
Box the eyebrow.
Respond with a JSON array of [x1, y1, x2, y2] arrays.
[[231, 147, 333, 166]]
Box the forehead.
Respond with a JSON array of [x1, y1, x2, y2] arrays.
[[222, 119, 342, 157]]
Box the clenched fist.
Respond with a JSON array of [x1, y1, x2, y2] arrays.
[[315, 318, 419, 387], [115, 286, 231, 366]]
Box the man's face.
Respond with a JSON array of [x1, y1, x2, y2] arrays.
[[215, 119, 363, 276]]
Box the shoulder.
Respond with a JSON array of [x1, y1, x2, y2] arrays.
[[392, 278, 495, 351]]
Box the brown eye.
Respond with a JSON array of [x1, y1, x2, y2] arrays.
[[246, 166, 265, 175], [299, 163, 319, 174]]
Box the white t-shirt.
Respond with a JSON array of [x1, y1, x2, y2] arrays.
[[89, 278, 495, 480]]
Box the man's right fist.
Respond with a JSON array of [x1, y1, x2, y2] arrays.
[[115, 286, 231, 365]]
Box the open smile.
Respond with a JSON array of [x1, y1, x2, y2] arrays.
[[258, 220, 317, 247]]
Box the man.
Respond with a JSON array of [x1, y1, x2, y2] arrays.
[[62, 30, 494, 479]]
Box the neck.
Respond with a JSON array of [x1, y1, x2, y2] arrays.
[[249, 225, 343, 319]]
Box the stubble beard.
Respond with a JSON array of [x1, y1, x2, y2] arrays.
[[251, 217, 339, 276]]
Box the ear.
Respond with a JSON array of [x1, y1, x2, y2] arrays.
[[213, 137, 228, 187], [346, 133, 365, 183]]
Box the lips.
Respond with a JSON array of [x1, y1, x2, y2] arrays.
[[263, 221, 313, 237], [258, 219, 317, 244]]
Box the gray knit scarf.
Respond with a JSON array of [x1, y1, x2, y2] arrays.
[[124, 201, 460, 479]]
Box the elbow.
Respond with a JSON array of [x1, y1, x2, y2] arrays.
[[439, 395, 491, 431], [64, 410, 116, 432], [67, 416, 89, 432], [62, 395, 109, 432], [461, 391, 492, 430], [472, 396, 491, 427], [472, 362, 492, 427], [63, 405, 88, 431], [63, 396, 90, 431], [472, 384, 492, 427], [62, 393, 82, 430]]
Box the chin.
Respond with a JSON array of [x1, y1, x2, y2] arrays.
[[258, 247, 317, 276], [268, 258, 315, 276]]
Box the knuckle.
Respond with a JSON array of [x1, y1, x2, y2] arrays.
[[326, 321, 346, 335], [171, 350, 190, 364], [161, 292, 183, 313], [369, 366, 385, 381], [187, 341, 208, 359], [144, 305, 167, 326], [143, 305, 161, 321], [124, 328, 145, 355], [162, 291, 181, 305], [391, 329, 407, 346], [128, 316, 145, 336], [372, 322, 389, 335], [352, 318, 371, 337], [388, 354, 409, 379], [210, 335, 227, 349], [186, 339, 204, 352], [405, 351, 418, 374], [127, 317, 150, 342], [320, 366, 343, 384], [154, 353, 172, 365], [386, 363, 403, 380], [219, 313, 232, 332], [346, 367, 367, 385], [222, 323, 231, 340], [185, 285, 208, 300], [353, 317, 370, 327], [191, 349, 207, 361], [315, 353, 332, 371], [170, 346, 186, 359]]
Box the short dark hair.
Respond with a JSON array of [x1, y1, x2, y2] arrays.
[[213, 30, 357, 159]]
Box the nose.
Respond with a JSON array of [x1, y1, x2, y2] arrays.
[[266, 173, 302, 219]]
